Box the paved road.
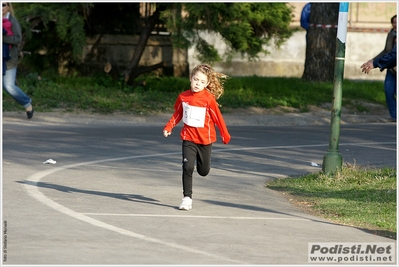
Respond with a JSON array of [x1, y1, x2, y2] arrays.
[[2, 114, 397, 265]]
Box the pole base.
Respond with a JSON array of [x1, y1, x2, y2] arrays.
[[322, 151, 343, 175]]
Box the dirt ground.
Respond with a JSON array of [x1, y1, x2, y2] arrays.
[[1, 101, 396, 126]]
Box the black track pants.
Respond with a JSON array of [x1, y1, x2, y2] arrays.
[[181, 140, 212, 198]]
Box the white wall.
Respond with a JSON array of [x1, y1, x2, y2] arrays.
[[188, 30, 388, 81]]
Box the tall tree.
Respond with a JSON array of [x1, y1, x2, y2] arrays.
[[14, 3, 91, 73], [14, 3, 92, 63], [123, 3, 168, 82], [302, 3, 340, 82], [162, 3, 294, 63]]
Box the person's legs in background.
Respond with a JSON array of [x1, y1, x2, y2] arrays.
[[384, 70, 396, 122], [3, 67, 34, 118]]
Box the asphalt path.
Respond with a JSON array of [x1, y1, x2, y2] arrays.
[[1, 114, 397, 265]]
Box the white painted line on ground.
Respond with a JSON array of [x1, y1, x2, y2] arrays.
[[212, 142, 395, 153], [82, 213, 309, 220], [23, 152, 246, 264], [346, 143, 397, 151], [22, 141, 396, 263]]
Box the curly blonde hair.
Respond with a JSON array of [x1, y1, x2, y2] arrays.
[[190, 64, 228, 100]]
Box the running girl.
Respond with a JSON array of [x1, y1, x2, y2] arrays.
[[163, 63, 231, 210]]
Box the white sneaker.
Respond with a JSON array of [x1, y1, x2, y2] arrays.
[[179, 197, 192, 210]]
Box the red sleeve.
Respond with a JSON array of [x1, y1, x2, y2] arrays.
[[164, 95, 183, 133], [209, 100, 231, 144]]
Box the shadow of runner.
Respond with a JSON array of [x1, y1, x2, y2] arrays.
[[202, 199, 341, 225], [202, 199, 397, 240], [19, 180, 177, 209]]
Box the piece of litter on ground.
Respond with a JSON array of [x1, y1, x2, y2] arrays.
[[43, 159, 57, 164], [310, 162, 319, 167]]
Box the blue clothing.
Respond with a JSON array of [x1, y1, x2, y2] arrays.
[[300, 3, 311, 31], [3, 67, 32, 108], [384, 70, 396, 120], [373, 45, 397, 120], [373, 45, 397, 70]]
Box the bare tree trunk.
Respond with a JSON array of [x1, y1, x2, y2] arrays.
[[123, 6, 163, 83], [302, 3, 339, 82]]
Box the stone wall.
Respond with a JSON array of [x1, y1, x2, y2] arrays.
[[188, 30, 390, 81], [81, 34, 188, 77]]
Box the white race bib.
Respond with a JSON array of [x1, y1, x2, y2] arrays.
[[183, 102, 206, 128]]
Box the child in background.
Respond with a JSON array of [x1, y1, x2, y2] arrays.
[[3, 2, 34, 119], [163, 63, 231, 210]]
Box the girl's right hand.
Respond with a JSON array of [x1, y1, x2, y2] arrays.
[[163, 130, 171, 137]]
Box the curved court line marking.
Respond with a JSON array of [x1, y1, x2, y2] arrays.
[[23, 141, 396, 264], [346, 143, 396, 151], [212, 141, 395, 153], [82, 213, 309, 220], [23, 152, 246, 264]]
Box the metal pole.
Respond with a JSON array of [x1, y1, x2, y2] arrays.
[[322, 2, 349, 175]]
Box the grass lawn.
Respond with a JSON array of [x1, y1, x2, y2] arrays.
[[266, 166, 397, 240]]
